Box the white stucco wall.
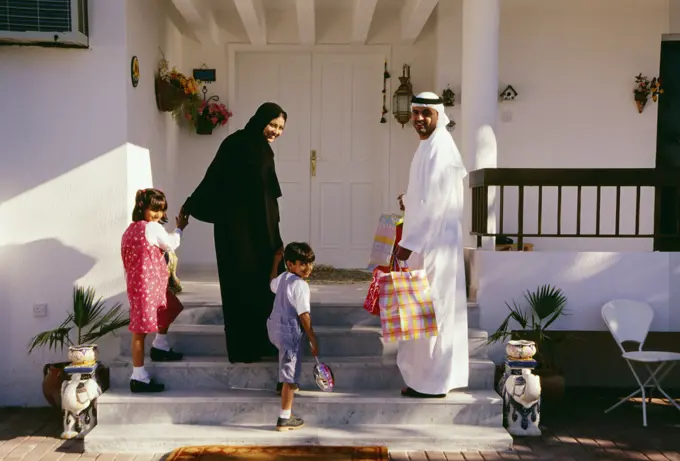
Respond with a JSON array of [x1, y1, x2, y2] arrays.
[[0, 0, 183, 406], [493, 0, 668, 251]]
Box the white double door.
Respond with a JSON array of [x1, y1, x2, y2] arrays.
[[233, 51, 389, 268]]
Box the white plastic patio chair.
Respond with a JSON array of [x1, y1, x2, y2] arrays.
[[601, 299, 680, 427]]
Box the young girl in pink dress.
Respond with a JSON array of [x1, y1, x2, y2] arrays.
[[121, 188, 189, 393]]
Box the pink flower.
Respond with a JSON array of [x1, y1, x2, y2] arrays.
[[211, 117, 218, 125]]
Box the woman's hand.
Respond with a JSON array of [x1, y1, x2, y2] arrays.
[[176, 213, 190, 230], [270, 247, 284, 280]]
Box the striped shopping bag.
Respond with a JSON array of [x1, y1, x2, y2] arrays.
[[377, 261, 438, 342]]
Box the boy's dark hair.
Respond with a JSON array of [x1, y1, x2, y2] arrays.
[[284, 242, 315, 264], [132, 188, 168, 224]]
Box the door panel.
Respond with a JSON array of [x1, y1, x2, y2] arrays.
[[310, 53, 389, 268], [233, 52, 312, 246]]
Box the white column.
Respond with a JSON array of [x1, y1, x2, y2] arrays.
[[461, 0, 500, 249]]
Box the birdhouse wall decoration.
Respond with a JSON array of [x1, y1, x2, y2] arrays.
[[500, 85, 518, 102], [392, 64, 413, 127], [633, 73, 663, 114]]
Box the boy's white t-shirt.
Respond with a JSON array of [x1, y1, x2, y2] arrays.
[[270, 272, 311, 316]]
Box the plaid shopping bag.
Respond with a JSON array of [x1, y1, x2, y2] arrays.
[[377, 262, 438, 342], [367, 214, 403, 270]]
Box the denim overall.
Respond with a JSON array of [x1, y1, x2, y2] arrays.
[[267, 273, 304, 383]]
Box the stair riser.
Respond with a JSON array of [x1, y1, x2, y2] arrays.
[[119, 330, 489, 358], [85, 427, 513, 454], [175, 304, 480, 328], [98, 399, 503, 426], [108, 360, 495, 391]]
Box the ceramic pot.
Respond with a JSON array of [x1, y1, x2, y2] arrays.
[[42, 362, 69, 409], [68, 344, 98, 366], [505, 339, 537, 360]]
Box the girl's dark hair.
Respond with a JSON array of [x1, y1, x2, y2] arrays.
[[244, 102, 288, 135], [132, 188, 168, 224], [284, 242, 315, 264]]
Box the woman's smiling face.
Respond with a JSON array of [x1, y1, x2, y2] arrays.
[[263, 115, 285, 143]]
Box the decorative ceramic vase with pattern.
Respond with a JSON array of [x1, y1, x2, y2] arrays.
[[505, 339, 537, 360], [68, 344, 99, 366]]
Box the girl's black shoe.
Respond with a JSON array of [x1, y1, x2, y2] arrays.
[[130, 378, 165, 393], [150, 347, 184, 362]]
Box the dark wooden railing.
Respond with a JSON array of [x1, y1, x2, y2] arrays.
[[469, 168, 680, 250]]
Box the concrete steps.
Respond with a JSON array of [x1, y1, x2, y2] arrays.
[[86, 389, 512, 453], [107, 355, 496, 391], [85, 422, 512, 454], [118, 325, 490, 358], [87, 276, 510, 454]]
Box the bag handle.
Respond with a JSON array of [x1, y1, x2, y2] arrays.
[[390, 253, 409, 272]]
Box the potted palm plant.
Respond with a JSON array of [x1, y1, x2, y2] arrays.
[[27, 286, 129, 409], [488, 284, 569, 400]]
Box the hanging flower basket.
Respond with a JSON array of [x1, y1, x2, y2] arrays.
[[155, 76, 184, 112], [155, 59, 201, 113], [633, 73, 663, 114], [183, 99, 233, 135]]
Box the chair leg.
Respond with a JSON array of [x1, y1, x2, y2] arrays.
[[646, 362, 680, 412], [627, 359, 648, 427]]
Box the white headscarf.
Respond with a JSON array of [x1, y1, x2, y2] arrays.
[[410, 91, 466, 174]]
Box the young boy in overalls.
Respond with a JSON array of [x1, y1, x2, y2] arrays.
[[267, 242, 318, 431]]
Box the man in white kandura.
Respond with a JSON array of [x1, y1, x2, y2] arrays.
[[394, 91, 469, 398]]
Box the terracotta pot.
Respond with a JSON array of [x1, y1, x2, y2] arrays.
[[42, 362, 69, 409], [42, 362, 110, 409], [537, 372, 565, 401]]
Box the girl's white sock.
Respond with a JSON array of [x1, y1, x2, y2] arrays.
[[131, 366, 150, 383], [152, 333, 170, 351], [279, 409, 291, 419]]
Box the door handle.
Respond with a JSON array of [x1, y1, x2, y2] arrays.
[[311, 150, 317, 177]]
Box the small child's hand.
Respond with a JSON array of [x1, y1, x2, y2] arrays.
[[176, 213, 189, 230]]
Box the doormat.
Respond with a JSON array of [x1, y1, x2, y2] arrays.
[[165, 445, 389, 461], [307, 265, 372, 285]]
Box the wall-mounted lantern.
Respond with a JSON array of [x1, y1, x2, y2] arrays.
[[392, 64, 413, 127]]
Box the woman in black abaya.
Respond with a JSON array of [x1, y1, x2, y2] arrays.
[[181, 102, 287, 363]]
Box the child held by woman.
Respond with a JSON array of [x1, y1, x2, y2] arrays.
[[121, 188, 189, 393]]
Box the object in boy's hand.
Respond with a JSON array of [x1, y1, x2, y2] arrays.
[[313, 356, 335, 392]]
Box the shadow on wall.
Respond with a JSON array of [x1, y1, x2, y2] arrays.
[[0, 239, 96, 406]]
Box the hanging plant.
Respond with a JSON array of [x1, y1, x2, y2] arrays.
[[155, 58, 201, 112], [183, 99, 233, 135], [633, 73, 663, 114]]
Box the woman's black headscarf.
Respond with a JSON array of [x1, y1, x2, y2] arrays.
[[244, 102, 288, 136]]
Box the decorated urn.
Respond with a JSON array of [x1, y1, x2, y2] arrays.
[[505, 339, 537, 360], [67, 344, 99, 366]]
